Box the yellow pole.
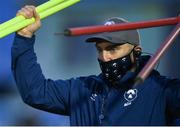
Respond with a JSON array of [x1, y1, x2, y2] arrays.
[[0, 0, 80, 39], [0, 0, 66, 31]]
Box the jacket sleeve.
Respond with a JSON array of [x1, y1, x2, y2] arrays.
[[11, 34, 71, 115], [165, 77, 180, 118]]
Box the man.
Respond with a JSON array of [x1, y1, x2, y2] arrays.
[[12, 6, 180, 125]]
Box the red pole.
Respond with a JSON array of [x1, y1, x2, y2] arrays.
[[63, 16, 180, 36], [133, 23, 180, 88]]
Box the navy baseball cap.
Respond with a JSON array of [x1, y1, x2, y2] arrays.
[[86, 17, 140, 45]]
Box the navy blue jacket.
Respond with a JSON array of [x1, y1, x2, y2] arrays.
[[11, 34, 180, 126]]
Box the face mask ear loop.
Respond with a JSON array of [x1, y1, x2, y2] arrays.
[[133, 45, 141, 73]]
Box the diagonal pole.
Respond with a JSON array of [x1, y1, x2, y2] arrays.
[[133, 23, 180, 88]]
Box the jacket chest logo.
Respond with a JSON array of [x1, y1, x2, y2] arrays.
[[124, 89, 138, 107], [90, 93, 98, 101]]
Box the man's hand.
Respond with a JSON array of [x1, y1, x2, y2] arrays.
[[16, 5, 41, 38]]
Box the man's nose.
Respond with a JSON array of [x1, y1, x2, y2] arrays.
[[100, 51, 112, 62]]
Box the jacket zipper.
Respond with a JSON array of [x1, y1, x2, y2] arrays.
[[99, 95, 105, 125], [99, 87, 111, 125]]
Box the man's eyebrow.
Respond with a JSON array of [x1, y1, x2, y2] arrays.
[[106, 44, 121, 50], [95, 44, 121, 50]]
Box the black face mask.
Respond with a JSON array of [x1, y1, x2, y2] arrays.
[[98, 49, 134, 84]]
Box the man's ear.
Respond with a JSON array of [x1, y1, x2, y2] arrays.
[[134, 45, 142, 57]]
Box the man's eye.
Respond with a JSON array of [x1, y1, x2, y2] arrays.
[[109, 47, 117, 52]]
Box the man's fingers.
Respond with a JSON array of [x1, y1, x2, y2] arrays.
[[16, 5, 36, 19], [16, 5, 41, 38], [22, 8, 33, 18], [25, 5, 36, 9], [16, 5, 41, 27], [16, 10, 26, 17], [33, 9, 41, 27], [16, 9, 32, 18]]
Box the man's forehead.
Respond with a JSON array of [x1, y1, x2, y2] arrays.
[[95, 42, 135, 50], [95, 41, 124, 47]]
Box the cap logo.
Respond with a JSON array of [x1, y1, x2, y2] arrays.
[[104, 21, 115, 26]]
